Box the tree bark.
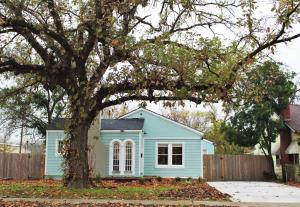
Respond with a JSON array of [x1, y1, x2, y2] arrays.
[[267, 154, 276, 178], [63, 117, 91, 188], [267, 145, 276, 179]]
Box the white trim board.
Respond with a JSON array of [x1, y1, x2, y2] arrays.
[[144, 137, 200, 140], [45, 131, 49, 175], [202, 138, 214, 144], [119, 108, 204, 136], [46, 130, 64, 133]]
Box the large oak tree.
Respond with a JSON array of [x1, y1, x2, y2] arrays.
[[1, 0, 300, 188]]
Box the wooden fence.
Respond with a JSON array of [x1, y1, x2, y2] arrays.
[[0, 153, 44, 179], [203, 154, 272, 181]]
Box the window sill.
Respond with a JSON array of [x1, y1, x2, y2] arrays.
[[155, 165, 185, 169]]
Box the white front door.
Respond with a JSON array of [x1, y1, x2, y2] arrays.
[[109, 139, 135, 176]]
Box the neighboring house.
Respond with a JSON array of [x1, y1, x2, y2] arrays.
[[280, 104, 300, 164], [45, 108, 214, 179], [0, 143, 31, 153], [275, 104, 300, 181]]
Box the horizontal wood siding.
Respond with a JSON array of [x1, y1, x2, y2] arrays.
[[143, 139, 202, 178], [203, 155, 272, 181], [45, 131, 65, 177]]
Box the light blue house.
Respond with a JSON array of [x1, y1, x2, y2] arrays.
[[45, 108, 214, 179]]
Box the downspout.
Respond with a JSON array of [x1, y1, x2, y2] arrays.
[[200, 137, 203, 178]]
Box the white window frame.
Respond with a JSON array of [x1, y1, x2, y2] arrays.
[[124, 141, 133, 174], [155, 142, 185, 168], [55, 139, 64, 157], [109, 139, 135, 176], [112, 141, 121, 173]]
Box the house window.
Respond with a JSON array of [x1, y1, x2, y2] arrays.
[[125, 142, 132, 172], [158, 144, 168, 165], [172, 144, 182, 165], [57, 140, 64, 155], [156, 143, 184, 168], [109, 139, 135, 176], [113, 142, 120, 173]]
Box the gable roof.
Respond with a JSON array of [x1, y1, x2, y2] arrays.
[[47, 118, 68, 130], [101, 119, 144, 131], [119, 107, 204, 137], [285, 104, 300, 132], [47, 118, 144, 131]]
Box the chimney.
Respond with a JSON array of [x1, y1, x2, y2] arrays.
[[282, 105, 291, 121]]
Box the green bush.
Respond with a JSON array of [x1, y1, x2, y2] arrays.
[[197, 177, 206, 183], [138, 176, 146, 185], [95, 173, 101, 182], [174, 177, 181, 182], [156, 176, 162, 182], [187, 177, 193, 182], [47, 176, 54, 180]]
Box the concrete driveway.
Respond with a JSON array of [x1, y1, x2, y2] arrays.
[[208, 181, 300, 203]]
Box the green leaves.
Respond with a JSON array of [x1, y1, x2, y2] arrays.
[[224, 61, 296, 149]]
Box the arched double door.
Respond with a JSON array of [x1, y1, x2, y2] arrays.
[[109, 139, 135, 176]]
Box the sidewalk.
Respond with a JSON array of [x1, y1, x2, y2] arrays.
[[1, 197, 300, 207]]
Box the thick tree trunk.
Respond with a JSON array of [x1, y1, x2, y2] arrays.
[[63, 118, 91, 188]]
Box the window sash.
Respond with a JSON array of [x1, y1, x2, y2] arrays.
[[125, 142, 132, 172], [113, 142, 120, 172], [156, 143, 183, 167]]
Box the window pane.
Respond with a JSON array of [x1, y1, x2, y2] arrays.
[[158, 144, 168, 154], [172, 155, 182, 165], [125, 142, 132, 172], [113, 142, 120, 172], [158, 155, 168, 165], [172, 145, 182, 154], [58, 141, 63, 154]]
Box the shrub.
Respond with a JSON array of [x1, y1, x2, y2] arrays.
[[156, 176, 162, 182], [174, 177, 181, 182], [47, 176, 54, 180], [197, 177, 206, 183], [138, 176, 146, 185], [95, 173, 101, 182], [187, 177, 193, 182]]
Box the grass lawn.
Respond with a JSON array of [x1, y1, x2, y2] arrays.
[[0, 179, 230, 201]]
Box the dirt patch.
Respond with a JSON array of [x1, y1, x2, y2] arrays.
[[286, 181, 300, 188], [159, 182, 231, 201]]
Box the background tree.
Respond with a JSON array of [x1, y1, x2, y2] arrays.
[[0, 134, 12, 153], [164, 105, 245, 154], [223, 61, 296, 177], [1, 0, 300, 188], [101, 105, 129, 119], [0, 77, 67, 140]]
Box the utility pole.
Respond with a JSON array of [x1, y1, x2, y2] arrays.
[[19, 119, 24, 154]]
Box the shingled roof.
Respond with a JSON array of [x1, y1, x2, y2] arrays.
[[47, 118, 144, 131], [47, 118, 68, 130], [101, 119, 144, 130], [285, 104, 300, 133]]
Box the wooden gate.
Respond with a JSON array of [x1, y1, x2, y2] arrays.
[[203, 154, 272, 181], [0, 153, 44, 179]]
